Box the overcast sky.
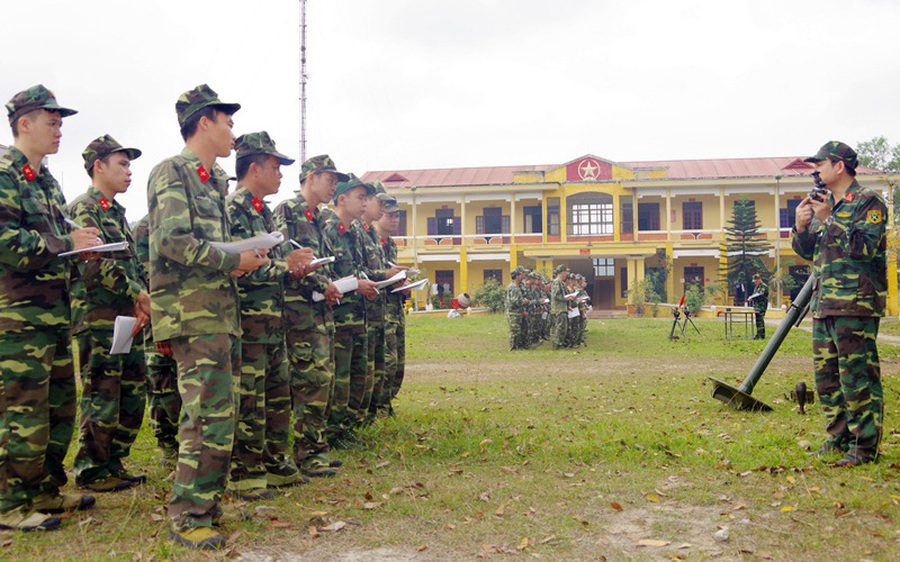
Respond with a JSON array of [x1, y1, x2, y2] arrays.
[[2, 0, 899, 220]]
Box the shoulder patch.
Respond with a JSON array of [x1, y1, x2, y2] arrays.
[[867, 209, 883, 225]]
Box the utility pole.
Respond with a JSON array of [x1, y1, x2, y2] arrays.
[[299, 0, 308, 163]]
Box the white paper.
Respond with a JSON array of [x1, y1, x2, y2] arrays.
[[110, 316, 138, 354], [565, 291, 579, 299], [59, 241, 129, 257], [312, 275, 359, 302], [209, 232, 284, 254], [375, 269, 407, 289], [392, 278, 428, 293], [310, 255, 336, 267], [567, 308, 580, 318], [747, 291, 763, 301]]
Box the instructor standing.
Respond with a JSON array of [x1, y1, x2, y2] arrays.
[[792, 141, 887, 467]]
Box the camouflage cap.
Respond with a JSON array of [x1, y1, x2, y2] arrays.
[[804, 140, 858, 169], [235, 131, 295, 165], [752, 273, 761, 280], [301, 154, 349, 183], [82, 135, 142, 173], [175, 84, 241, 127], [6, 84, 77, 125], [372, 181, 393, 202], [553, 264, 569, 276], [383, 197, 400, 213], [334, 173, 375, 203]]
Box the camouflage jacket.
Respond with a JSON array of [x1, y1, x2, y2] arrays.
[[0, 146, 75, 331], [273, 194, 335, 334], [792, 180, 887, 318], [381, 235, 405, 324], [550, 278, 567, 314], [506, 282, 525, 316], [68, 186, 145, 333], [354, 219, 388, 324], [147, 147, 242, 341], [227, 186, 293, 344], [577, 289, 590, 314], [323, 214, 366, 331], [133, 214, 150, 278], [749, 282, 768, 314]]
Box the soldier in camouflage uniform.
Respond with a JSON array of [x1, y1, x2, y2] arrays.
[[792, 141, 887, 467], [148, 84, 268, 550], [226, 132, 314, 499], [374, 197, 408, 415], [69, 135, 148, 493], [274, 155, 345, 478], [355, 183, 405, 422], [1, 85, 100, 531], [506, 267, 527, 350], [748, 273, 768, 339], [576, 274, 590, 346], [133, 215, 181, 467], [323, 175, 380, 443], [550, 265, 570, 349]]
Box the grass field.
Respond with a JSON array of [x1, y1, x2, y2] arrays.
[[2, 314, 899, 561]]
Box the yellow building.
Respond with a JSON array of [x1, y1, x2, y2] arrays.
[[362, 154, 897, 314]]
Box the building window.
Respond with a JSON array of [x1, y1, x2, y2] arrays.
[[483, 269, 502, 284], [638, 203, 660, 231], [398, 210, 407, 237], [620, 267, 628, 298], [593, 258, 615, 277], [571, 203, 613, 235], [428, 208, 458, 236], [547, 198, 560, 235], [779, 199, 800, 229], [523, 205, 542, 233], [682, 202, 703, 231], [621, 199, 634, 234], [684, 266, 704, 291], [476, 207, 509, 235]]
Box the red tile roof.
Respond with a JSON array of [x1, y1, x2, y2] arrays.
[[360, 156, 882, 188]]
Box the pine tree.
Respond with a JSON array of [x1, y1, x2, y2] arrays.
[[720, 198, 772, 300]]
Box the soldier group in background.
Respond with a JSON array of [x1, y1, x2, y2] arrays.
[[0, 84, 411, 550], [506, 264, 590, 350]]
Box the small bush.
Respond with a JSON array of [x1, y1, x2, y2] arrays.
[[473, 278, 506, 312]]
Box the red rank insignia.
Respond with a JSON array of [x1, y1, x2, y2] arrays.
[[99, 197, 110, 210], [845, 192, 855, 203], [252, 197, 264, 212], [305, 208, 315, 221], [197, 165, 210, 183], [22, 164, 36, 181], [363, 223, 370, 232], [338, 222, 346, 234], [381, 237, 387, 246]]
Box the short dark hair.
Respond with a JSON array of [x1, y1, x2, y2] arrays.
[[87, 154, 114, 179], [235, 153, 270, 181], [180, 106, 227, 142], [828, 156, 857, 177]]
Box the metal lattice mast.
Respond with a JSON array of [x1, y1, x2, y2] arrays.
[[299, 0, 308, 163]]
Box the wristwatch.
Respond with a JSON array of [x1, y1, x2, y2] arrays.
[[825, 216, 835, 227]]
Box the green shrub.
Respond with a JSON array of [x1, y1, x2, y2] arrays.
[[473, 278, 506, 312]]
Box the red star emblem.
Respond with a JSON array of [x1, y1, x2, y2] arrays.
[[252, 197, 264, 212], [338, 222, 346, 234], [305, 208, 315, 221], [22, 164, 36, 181], [197, 165, 210, 183], [99, 197, 110, 210], [845, 192, 855, 203]]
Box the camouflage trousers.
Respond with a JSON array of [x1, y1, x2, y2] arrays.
[[73, 330, 146, 485], [167, 334, 239, 531], [754, 311, 766, 339], [285, 326, 335, 470], [229, 341, 295, 492], [366, 321, 386, 420], [812, 317, 884, 461], [507, 313, 526, 350], [145, 335, 180, 455], [0, 329, 76, 513], [329, 324, 370, 430], [550, 312, 568, 349], [383, 318, 406, 403]]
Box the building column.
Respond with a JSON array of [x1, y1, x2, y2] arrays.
[[460, 198, 467, 247], [510, 196, 517, 244], [665, 243, 675, 301], [459, 246, 468, 294], [719, 187, 726, 231], [509, 245, 518, 273], [665, 188, 672, 242], [613, 193, 620, 242], [632, 193, 640, 242]]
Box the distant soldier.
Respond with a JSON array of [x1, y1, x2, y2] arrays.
[[323, 175, 379, 445], [274, 155, 345, 478], [748, 273, 768, 340], [133, 215, 181, 467], [148, 84, 268, 550], [1, 85, 100, 531], [550, 265, 570, 349], [374, 196, 408, 415], [506, 267, 527, 350], [792, 141, 887, 467], [69, 135, 148, 492], [226, 132, 313, 499]]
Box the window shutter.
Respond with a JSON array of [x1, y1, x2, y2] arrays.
[[453, 217, 461, 235], [476, 216, 484, 234], [427, 217, 436, 235]]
